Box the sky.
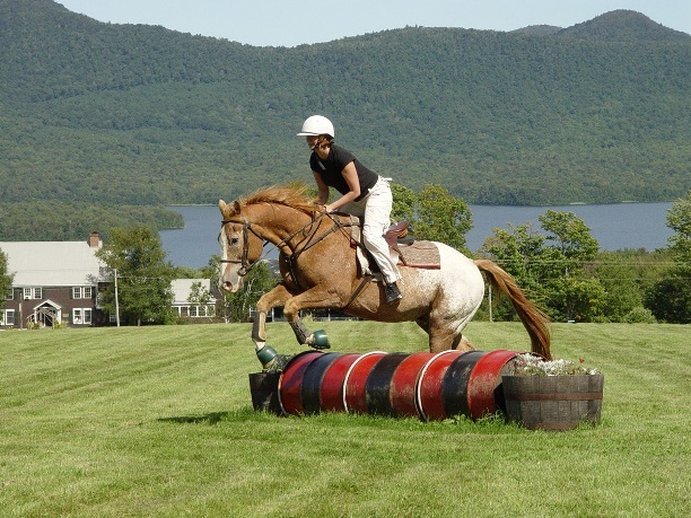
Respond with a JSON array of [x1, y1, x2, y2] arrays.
[[58, 0, 690, 47]]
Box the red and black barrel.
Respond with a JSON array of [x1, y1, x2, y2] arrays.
[[274, 349, 520, 421]]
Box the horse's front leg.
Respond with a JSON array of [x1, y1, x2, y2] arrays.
[[283, 287, 342, 350], [252, 283, 292, 368], [252, 283, 322, 348]]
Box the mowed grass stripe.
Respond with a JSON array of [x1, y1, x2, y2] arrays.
[[3, 339, 228, 415], [1, 322, 689, 517]]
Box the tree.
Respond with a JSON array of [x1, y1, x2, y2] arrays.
[[646, 191, 691, 323], [96, 226, 175, 325], [592, 249, 667, 323], [391, 183, 472, 252], [187, 281, 214, 318], [0, 248, 13, 311], [539, 210, 599, 270], [667, 190, 691, 273], [391, 183, 416, 223], [481, 223, 550, 320], [414, 184, 473, 251], [481, 210, 605, 322], [538, 210, 603, 321]]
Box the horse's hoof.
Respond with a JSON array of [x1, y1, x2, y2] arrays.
[[309, 330, 330, 350], [263, 354, 293, 373], [256, 344, 278, 367]]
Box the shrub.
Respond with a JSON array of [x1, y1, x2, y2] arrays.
[[623, 307, 657, 324]]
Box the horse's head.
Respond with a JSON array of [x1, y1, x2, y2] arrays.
[[218, 185, 319, 292], [217, 199, 265, 293]]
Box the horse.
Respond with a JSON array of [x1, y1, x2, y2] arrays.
[[218, 184, 551, 367]]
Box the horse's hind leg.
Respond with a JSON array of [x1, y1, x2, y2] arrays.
[[426, 324, 474, 353], [416, 315, 430, 334], [289, 319, 330, 350], [425, 298, 481, 354], [457, 335, 475, 351], [418, 314, 459, 353], [282, 287, 344, 350]]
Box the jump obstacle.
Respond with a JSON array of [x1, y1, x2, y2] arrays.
[[249, 349, 522, 421]]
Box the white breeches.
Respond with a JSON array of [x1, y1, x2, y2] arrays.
[[342, 177, 401, 284]]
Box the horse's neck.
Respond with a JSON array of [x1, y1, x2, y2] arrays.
[[249, 204, 316, 247]]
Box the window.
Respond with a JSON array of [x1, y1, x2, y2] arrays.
[[2, 309, 15, 326], [23, 287, 42, 300], [72, 286, 93, 299], [72, 308, 92, 325], [175, 305, 215, 318]]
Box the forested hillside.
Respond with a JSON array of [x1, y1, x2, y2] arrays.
[[0, 0, 689, 218]]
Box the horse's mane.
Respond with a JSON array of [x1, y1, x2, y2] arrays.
[[226, 184, 318, 217]]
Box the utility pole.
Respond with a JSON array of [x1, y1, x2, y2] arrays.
[[488, 282, 493, 323], [114, 268, 121, 327]]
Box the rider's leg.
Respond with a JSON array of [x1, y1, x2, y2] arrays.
[[361, 179, 402, 302]]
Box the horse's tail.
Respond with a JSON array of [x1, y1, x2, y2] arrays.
[[474, 259, 552, 360]]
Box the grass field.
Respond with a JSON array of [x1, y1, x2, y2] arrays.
[[1, 321, 689, 517]]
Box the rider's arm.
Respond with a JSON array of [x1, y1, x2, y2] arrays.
[[312, 171, 330, 205], [325, 162, 360, 212]]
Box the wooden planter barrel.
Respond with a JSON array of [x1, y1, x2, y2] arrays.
[[251, 349, 520, 421], [502, 374, 604, 431], [248, 371, 281, 414]]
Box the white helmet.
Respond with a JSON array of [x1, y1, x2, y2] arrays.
[[296, 115, 335, 138]]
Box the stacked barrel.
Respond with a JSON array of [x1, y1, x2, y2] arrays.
[[274, 349, 521, 421]]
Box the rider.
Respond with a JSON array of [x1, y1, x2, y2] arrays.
[[297, 115, 403, 304]]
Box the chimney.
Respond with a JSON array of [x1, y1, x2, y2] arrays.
[[88, 231, 102, 249]]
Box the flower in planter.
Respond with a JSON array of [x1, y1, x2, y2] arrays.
[[509, 353, 601, 377]]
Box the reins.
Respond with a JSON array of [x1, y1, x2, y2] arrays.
[[219, 210, 353, 289]]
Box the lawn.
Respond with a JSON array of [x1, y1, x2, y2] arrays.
[[1, 321, 689, 517]]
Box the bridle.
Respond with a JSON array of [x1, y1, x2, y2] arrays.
[[218, 219, 259, 277], [219, 211, 351, 286]]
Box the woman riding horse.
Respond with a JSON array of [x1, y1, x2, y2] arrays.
[[297, 115, 403, 304]]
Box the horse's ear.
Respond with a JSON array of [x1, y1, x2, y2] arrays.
[[233, 200, 242, 213], [218, 199, 227, 214]]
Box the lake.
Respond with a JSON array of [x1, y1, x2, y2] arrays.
[[160, 202, 674, 268]]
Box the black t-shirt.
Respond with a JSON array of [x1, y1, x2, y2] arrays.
[[310, 144, 379, 201]]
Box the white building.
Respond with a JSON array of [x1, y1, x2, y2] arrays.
[[171, 278, 217, 319]]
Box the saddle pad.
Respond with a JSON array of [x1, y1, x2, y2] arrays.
[[397, 241, 441, 269], [347, 216, 441, 272]]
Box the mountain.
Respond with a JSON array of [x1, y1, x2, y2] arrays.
[[557, 10, 690, 42], [511, 25, 563, 36], [0, 0, 689, 210]]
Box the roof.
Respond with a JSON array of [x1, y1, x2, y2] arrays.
[[171, 278, 217, 305], [0, 241, 106, 287]]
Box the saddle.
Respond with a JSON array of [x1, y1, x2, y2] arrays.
[[345, 216, 441, 273], [384, 221, 413, 253]]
